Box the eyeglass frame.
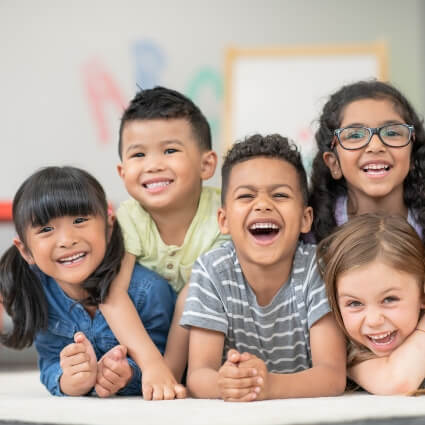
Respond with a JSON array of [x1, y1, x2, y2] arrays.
[[331, 123, 415, 150]]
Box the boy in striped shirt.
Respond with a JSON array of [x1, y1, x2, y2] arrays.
[[181, 134, 346, 401]]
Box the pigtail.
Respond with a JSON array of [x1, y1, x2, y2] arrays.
[[0, 246, 48, 349], [82, 220, 125, 305]]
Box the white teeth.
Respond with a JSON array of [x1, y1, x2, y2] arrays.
[[368, 331, 392, 341], [363, 164, 390, 171], [59, 253, 85, 263], [145, 181, 170, 189], [249, 222, 279, 230]]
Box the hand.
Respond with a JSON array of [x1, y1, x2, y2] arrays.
[[142, 360, 187, 400], [238, 353, 268, 400], [217, 349, 262, 402], [95, 345, 133, 397], [59, 332, 97, 396]]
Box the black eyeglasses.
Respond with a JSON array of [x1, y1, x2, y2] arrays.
[[331, 124, 415, 150]]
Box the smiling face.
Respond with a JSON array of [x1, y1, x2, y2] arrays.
[[218, 157, 312, 270], [337, 259, 423, 357], [117, 118, 216, 215], [16, 215, 108, 300], [324, 98, 412, 212]]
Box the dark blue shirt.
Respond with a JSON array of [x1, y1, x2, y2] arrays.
[[34, 264, 176, 396]]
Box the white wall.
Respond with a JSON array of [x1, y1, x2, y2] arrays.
[[1, 0, 424, 205]]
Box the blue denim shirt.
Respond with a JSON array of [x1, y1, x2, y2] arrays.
[[34, 264, 176, 396]]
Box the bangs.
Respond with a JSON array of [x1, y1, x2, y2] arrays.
[[14, 167, 106, 230]]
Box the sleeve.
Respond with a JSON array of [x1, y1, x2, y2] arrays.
[[116, 202, 143, 257], [117, 357, 142, 395], [304, 250, 331, 329], [133, 269, 177, 355], [180, 256, 228, 335]]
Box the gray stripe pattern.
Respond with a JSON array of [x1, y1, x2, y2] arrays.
[[181, 241, 330, 373]]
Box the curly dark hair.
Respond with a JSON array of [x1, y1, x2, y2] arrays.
[[118, 86, 211, 159], [221, 134, 308, 205], [309, 80, 425, 242]]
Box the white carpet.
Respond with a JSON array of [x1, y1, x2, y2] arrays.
[[1, 369, 425, 425]]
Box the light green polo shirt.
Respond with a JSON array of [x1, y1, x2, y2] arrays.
[[116, 186, 229, 293]]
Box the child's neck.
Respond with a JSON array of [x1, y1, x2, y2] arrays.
[[347, 190, 408, 218], [239, 256, 293, 307], [148, 193, 201, 246]]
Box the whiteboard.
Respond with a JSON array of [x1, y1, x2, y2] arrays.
[[224, 43, 388, 172]]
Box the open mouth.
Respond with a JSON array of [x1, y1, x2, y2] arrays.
[[57, 252, 86, 266], [248, 222, 280, 243], [362, 163, 391, 175], [366, 330, 397, 346]]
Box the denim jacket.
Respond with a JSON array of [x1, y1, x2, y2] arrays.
[[34, 264, 176, 396]]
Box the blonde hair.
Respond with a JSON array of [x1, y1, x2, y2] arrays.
[[317, 213, 425, 367]]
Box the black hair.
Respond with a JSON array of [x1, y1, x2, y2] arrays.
[[0, 166, 125, 349], [309, 80, 425, 242], [118, 86, 212, 159], [221, 134, 309, 205]]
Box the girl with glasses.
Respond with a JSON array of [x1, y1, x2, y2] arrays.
[[309, 80, 425, 243]]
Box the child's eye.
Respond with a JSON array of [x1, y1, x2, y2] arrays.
[[236, 193, 254, 200], [74, 217, 89, 225], [273, 192, 289, 199], [164, 148, 178, 155], [131, 152, 145, 158], [346, 300, 362, 308], [38, 226, 53, 234], [383, 296, 399, 304]]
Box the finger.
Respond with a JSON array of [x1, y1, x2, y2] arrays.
[[221, 376, 262, 390], [162, 385, 176, 400], [174, 384, 187, 399], [152, 384, 164, 401], [74, 331, 86, 344], [221, 365, 257, 379], [222, 386, 258, 401], [225, 391, 258, 402], [142, 383, 153, 401], [61, 343, 86, 357], [227, 349, 242, 363], [95, 383, 111, 398], [240, 352, 253, 362]]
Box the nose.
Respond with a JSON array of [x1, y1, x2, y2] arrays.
[[146, 152, 165, 172], [365, 132, 386, 153], [364, 306, 385, 328], [253, 194, 272, 212], [57, 226, 78, 248]]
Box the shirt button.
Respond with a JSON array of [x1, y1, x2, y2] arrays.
[[170, 251, 176, 256], [167, 263, 174, 269]]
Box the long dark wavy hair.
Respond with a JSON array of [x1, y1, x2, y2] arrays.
[[309, 80, 425, 242], [0, 166, 125, 349]]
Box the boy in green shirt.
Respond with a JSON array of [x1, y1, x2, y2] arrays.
[[100, 87, 228, 399]]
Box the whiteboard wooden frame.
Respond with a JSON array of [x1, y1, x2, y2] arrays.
[[224, 42, 388, 152]]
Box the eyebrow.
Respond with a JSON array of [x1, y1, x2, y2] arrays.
[[125, 139, 185, 154], [232, 183, 294, 192], [338, 287, 402, 299], [341, 120, 404, 128]]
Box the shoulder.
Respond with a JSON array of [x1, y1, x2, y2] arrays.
[[195, 241, 237, 274], [117, 198, 149, 221], [199, 186, 222, 210]]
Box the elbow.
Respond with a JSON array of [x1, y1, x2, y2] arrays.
[[329, 374, 347, 396], [373, 379, 420, 396]]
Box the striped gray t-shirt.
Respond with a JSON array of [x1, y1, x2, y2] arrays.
[[180, 241, 330, 373]]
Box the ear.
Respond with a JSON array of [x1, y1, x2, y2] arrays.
[[117, 163, 125, 180], [13, 237, 35, 264], [300, 206, 313, 234], [217, 207, 230, 235], [323, 151, 342, 180], [106, 212, 115, 241], [200, 150, 218, 181]]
